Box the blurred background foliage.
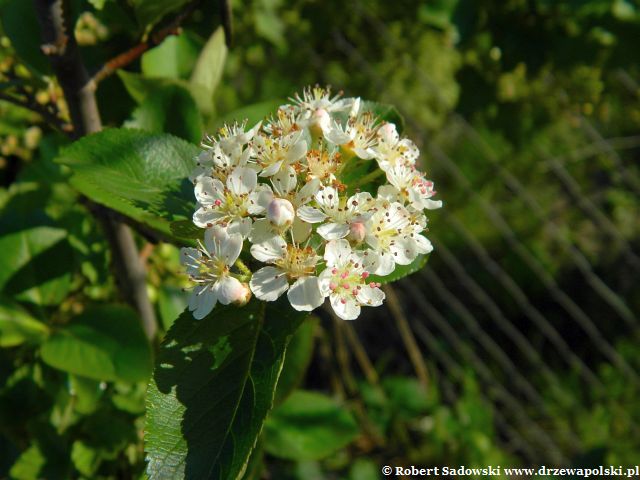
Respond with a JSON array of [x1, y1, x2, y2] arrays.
[[1, 0, 639, 478]]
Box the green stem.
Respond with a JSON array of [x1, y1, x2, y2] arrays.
[[234, 258, 252, 276]]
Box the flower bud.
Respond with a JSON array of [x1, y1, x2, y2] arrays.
[[348, 220, 366, 244], [233, 283, 252, 306], [310, 108, 330, 136], [267, 198, 295, 228]]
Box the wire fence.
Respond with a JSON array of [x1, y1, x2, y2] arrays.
[[307, 8, 640, 465]]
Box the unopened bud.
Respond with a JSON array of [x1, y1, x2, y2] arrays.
[[310, 108, 330, 136], [267, 198, 295, 227], [348, 220, 366, 244], [233, 283, 252, 306]]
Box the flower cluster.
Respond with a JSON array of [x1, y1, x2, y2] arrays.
[[181, 87, 441, 320]]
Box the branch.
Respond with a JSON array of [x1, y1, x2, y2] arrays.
[[92, 0, 202, 85], [0, 91, 73, 135], [34, 0, 157, 340]]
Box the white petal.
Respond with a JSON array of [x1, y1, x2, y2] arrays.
[[203, 225, 228, 256], [377, 184, 400, 202], [287, 138, 307, 162], [347, 192, 374, 215], [374, 251, 396, 276], [227, 167, 257, 195], [317, 222, 350, 240], [248, 185, 272, 214], [227, 218, 252, 238], [297, 206, 327, 224], [389, 239, 417, 265], [193, 207, 224, 228], [250, 235, 287, 262], [291, 217, 312, 243], [272, 166, 298, 195], [295, 177, 321, 206], [414, 234, 434, 254], [249, 218, 275, 243], [330, 294, 360, 320], [260, 160, 283, 177], [216, 276, 244, 305], [325, 127, 352, 145], [315, 187, 339, 211], [221, 234, 243, 265], [423, 199, 443, 210], [195, 177, 225, 205], [324, 239, 352, 267], [287, 277, 325, 311], [190, 285, 218, 319], [352, 249, 380, 274], [250, 266, 289, 301], [356, 285, 385, 307]]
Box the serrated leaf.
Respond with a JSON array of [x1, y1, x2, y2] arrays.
[[264, 390, 360, 461], [40, 305, 152, 383], [190, 27, 228, 116], [55, 128, 199, 244], [369, 253, 430, 285], [142, 33, 201, 79], [0, 300, 49, 347], [145, 298, 308, 479]]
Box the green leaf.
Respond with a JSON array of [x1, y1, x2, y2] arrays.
[[369, 253, 430, 285], [71, 441, 101, 477], [0, 0, 51, 75], [40, 305, 152, 383], [145, 298, 308, 479], [190, 27, 228, 116], [142, 33, 201, 79], [0, 300, 49, 347], [125, 83, 203, 143], [274, 316, 317, 405], [129, 0, 190, 29], [55, 128, 200, 244], [0, 225, 73, 307], [264, 390, 360, 460]]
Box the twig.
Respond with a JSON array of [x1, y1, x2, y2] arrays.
[[382, 284, 430, 387], [91, 0, 202, 85], [329, 309, 358, 395], [34, 0, 157, 341], [0, 91, 72, 134], [343, 322, 379, 385]]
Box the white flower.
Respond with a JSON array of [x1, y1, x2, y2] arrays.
[[305, 143, 342, 183], [290, 86, 353, 117], [322, 100, 379, 159], [249, 235, 324, 311], [383, 165, 443, 211], [319, 239, 384, 320], [365, 201, 426, 275], [253, 131, 307, 186], [192, 166, 264, 237], [297, 186, 376, 240], [370, 123, 419, 172], [249, 176, 321, 244], [180, 226, 247, 319]]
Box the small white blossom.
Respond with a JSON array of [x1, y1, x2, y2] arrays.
[[192, 166, 264, 237], [319, 239, 384, 320], [383, 165, 443, 211], [250, 235, 324, 311], [370, 123, 419, 172], [297, 186, 376, 240], [180, 226, 247, 319]]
